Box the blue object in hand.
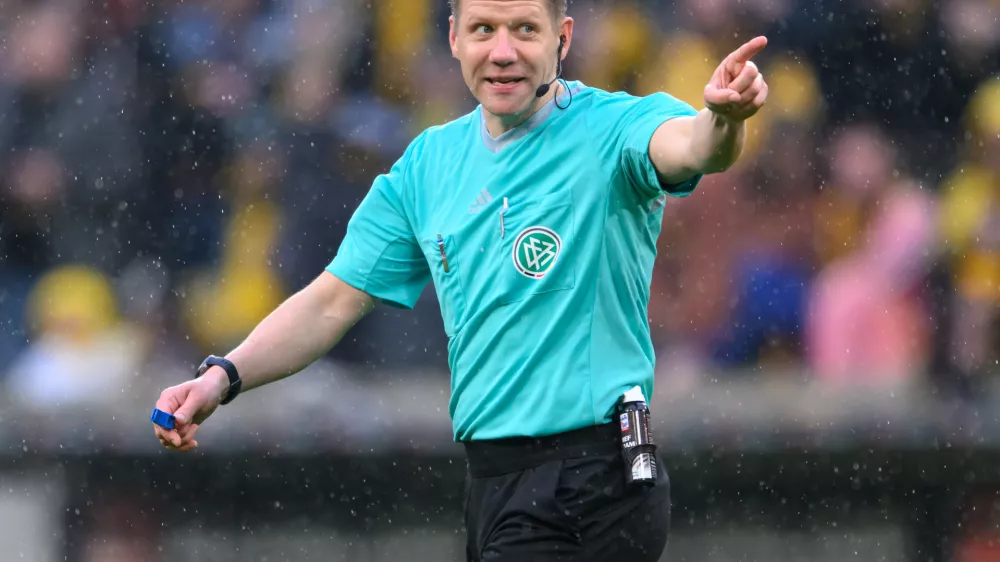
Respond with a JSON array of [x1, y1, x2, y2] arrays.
[[150, 408, 176, 430]]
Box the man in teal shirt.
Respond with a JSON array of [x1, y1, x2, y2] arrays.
[[153, 0, 769, 559], [326, 77, 705, 442]]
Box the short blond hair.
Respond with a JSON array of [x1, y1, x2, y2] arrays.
[[449, 0, 567, 21]]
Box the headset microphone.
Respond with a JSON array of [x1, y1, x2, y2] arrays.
[[535, 34, 566, 98], [534, 78, 556, 99]]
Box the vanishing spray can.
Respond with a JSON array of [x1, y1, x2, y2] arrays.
[[618, 386, 658, 486]]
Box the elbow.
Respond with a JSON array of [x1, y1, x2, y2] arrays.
[[699, 156, 738, 175], [692, 113, 747, 175], [696, 139, 745, 175], [698, 160, 730, 175]]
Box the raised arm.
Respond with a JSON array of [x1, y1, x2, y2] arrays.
[[648, 36, 770, 185]]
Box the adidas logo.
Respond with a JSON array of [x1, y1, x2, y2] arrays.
[[467, 188, 494, 214]]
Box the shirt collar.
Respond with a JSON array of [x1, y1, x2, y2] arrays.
[[479, 81, 582, 153]]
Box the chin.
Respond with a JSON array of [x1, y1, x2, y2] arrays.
[[481, 95, 534, 120]]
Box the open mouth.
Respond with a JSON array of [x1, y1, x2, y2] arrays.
[[486, 77, 524, 85]]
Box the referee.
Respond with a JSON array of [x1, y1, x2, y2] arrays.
[[152, 1, 769, 560]]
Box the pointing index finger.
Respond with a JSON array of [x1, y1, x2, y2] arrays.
[[729, 36, 768, 64]]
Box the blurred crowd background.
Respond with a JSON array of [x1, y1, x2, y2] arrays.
[[3, 0, 1000, 561], [4, 0, 1000, 400]]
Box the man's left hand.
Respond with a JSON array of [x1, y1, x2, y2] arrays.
[[703, 36, 769, 122]]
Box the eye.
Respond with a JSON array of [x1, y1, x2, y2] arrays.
[[519, 23, 535, 34], [474, 24, 494, 34]]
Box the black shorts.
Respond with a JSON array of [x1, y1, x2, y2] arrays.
[[462, 423, 671, 562]]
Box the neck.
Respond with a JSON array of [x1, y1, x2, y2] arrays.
[[484, 81, 565, 138]]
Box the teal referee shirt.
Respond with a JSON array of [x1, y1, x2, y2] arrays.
[[328, 81, 701, 441]]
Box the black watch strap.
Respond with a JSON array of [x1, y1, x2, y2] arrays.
[[196, 355, 242, 405]]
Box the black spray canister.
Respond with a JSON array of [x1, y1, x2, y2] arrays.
[[618, 386, 657, 486]]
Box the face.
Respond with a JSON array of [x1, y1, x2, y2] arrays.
[[450, 0, 572, 123]]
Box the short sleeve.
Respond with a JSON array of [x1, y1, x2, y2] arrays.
[[588, 91, 701, 200], [326, 139, 431, 310]]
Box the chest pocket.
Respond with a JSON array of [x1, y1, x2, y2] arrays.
[[495, 190, 576, 305], [424, 233, 468, 337]]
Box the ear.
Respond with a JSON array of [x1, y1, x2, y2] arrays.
[[558, 17, 574, 60], [449, 15, 459, 59]]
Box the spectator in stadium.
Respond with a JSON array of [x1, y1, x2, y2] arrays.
[[937, 76, 1000, 388], [806, 125, 938, 383], [5, 265, 148, 409]]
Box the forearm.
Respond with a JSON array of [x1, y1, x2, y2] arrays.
[[688, 108, 746, 175], [203, 273, 375, 397], [649, 110, 748, 185]]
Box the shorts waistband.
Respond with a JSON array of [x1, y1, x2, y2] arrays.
[[461, 423, 620, 478]]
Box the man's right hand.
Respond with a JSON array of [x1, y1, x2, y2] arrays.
[[149, 272, 377, 452], [153, 366, 229, 452]]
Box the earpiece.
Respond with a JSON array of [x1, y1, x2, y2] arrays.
[[536, 35, 568, 98]]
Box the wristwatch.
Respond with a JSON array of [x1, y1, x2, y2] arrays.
[[195, 355, 242, 405]]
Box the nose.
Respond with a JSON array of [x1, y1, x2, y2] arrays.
[[488, 28, 517, 66]]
